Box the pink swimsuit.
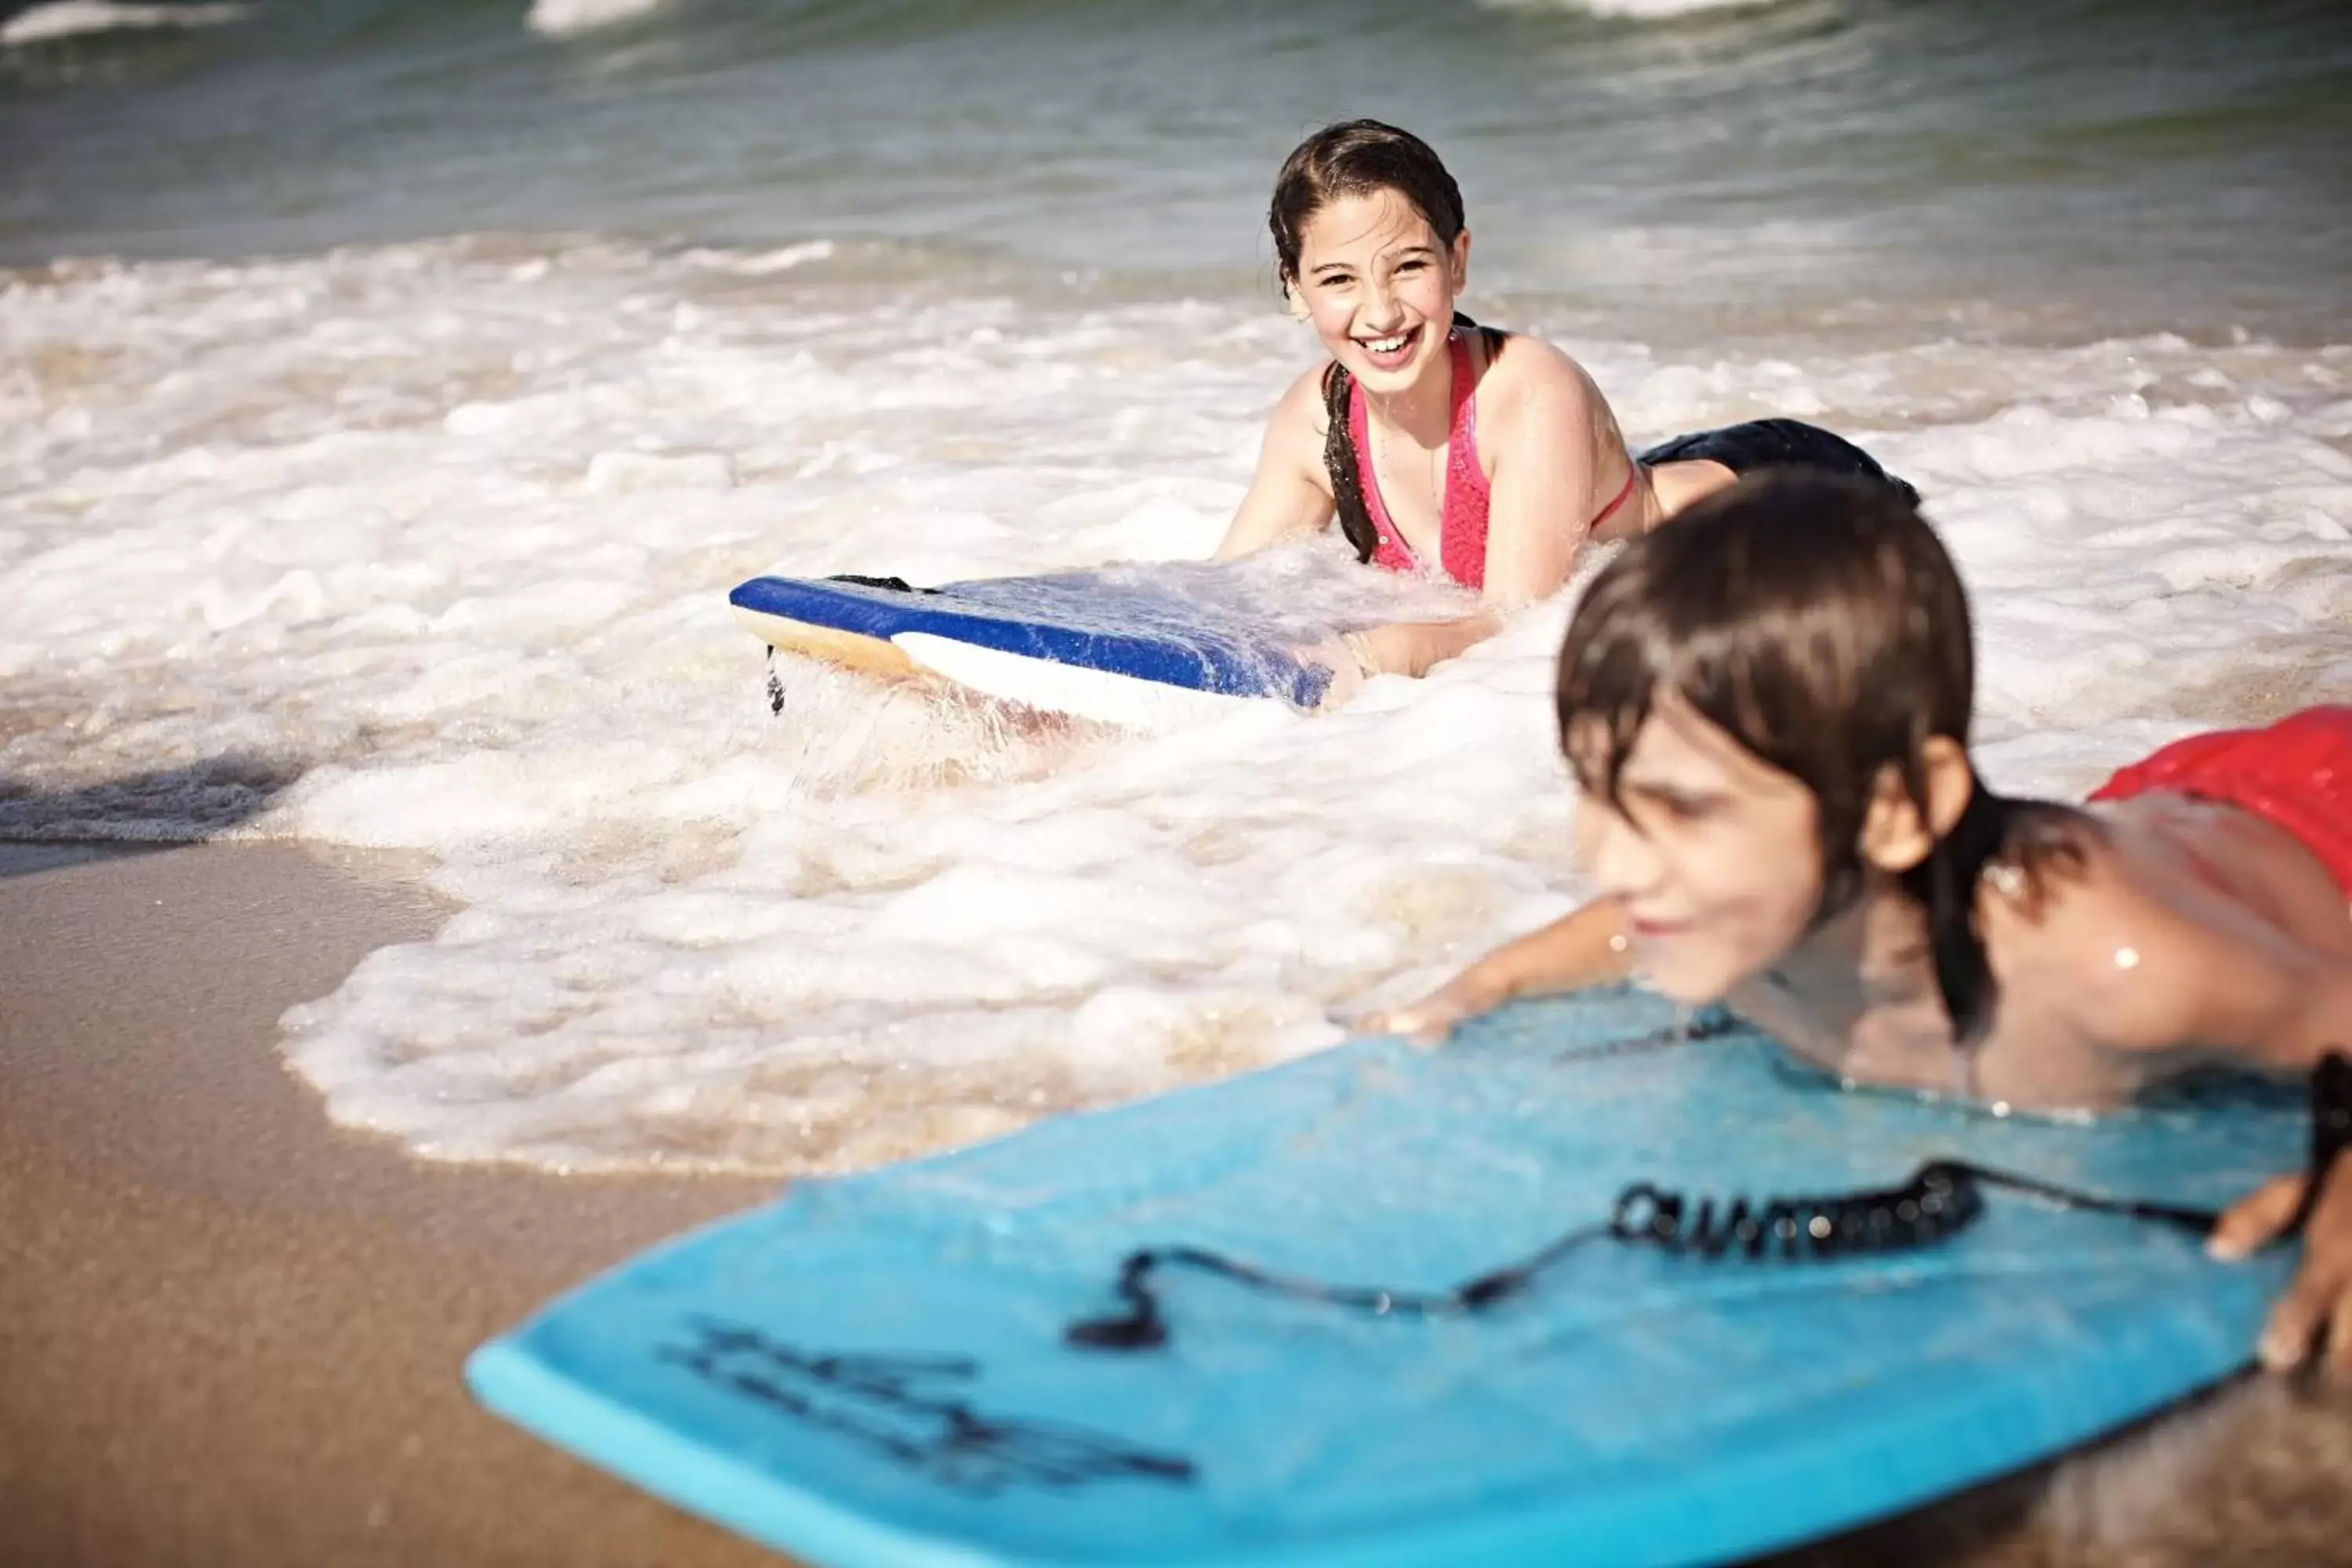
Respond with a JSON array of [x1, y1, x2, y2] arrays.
[[1350, 330, 1637, 591]]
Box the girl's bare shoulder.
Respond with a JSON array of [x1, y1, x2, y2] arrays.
[[1250, 362, 1339, 487], [1267, 361, 1337, 445], [1479, 333, 1610, 442]]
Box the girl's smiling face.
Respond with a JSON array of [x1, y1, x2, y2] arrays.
[[1290, 187, 1468, 396]]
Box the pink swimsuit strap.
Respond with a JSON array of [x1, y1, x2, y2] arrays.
[[1350, 330, 1635, 591]]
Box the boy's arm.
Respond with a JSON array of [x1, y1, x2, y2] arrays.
[[2210, 1146, 2352, 1380], [2191, 946, 2352, 1377], [1369, 898, 1635, 1046], [2027, 848, 2352, 1376]]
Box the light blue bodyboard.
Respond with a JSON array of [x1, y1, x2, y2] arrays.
[[468, 989, 2301, 1567]]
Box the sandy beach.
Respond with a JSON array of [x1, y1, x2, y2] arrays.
[[0, 840, 779, 1568], [5, 838, 2350, 1568], [6, 0, 2348, 1557]]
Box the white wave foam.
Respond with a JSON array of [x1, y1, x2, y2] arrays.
[[680, 241, 837, 276], [2, 0, 247, 47], [525, 0, 668, 38], [4, 236, 2346, 1174], [1478, 0, 1789, 20]]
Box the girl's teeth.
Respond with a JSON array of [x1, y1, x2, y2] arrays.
[[1364, 333, 1410, 354]]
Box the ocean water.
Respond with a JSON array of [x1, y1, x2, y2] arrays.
[[2, 0, 2349, 1173]]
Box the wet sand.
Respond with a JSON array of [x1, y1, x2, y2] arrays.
[[0, 840, 780, 1568], [2, 840, 2348, 1568]]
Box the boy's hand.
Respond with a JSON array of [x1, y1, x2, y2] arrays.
[[2209, 1158, 2352, 1378], [1364, 965, 1510, 1049]]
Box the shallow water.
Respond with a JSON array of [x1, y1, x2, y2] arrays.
[[2, 0, 2349, 1173]]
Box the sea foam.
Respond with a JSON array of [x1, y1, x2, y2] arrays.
[[3, 236, 2345, 1172], [526, 0, 669, 38], [1, 0, 246, 47]]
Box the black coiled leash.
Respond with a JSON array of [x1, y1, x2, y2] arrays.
[[1065, 1052, 2352, 1354]]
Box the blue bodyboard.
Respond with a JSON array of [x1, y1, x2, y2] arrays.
[[728, 570, 1332, 707], [467, 989, 2301, 1567]]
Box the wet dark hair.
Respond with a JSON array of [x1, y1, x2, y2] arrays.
[[1555, 471, 2085, 1045], [1269, 119, 1499, 564]]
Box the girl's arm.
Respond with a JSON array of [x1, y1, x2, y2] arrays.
[[1344, 614, 1502, 680], [1297, 609, 1504, 709], [1476, 342, 1623, 604], [1215, 370, 1336, 560], [1369, 898, 1635, 1046]]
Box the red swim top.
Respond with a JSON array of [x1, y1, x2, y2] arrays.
[[1351, 330, 1638, 590], [2088, 704, 2352, 897]]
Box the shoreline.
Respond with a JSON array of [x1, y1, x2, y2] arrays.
[[4, 838, 2347, 1567], [0, 839, 782, 1568]]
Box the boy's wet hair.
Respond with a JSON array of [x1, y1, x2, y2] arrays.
[[1557, 470, 2079, 1044], [1268, 120, 1491, 566]]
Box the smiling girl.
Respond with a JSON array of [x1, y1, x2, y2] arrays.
[[1377, 470, 2352, 1374], [1217, 120, 1914, 699]]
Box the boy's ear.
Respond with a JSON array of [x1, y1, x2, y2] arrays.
[[1860, 736, 1973, 873]]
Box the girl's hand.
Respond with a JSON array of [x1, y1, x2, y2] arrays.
[[1364, 964, 1510, 1048], [1294, 633, 1376, 710], [2210, 1159, 2352, 1378]]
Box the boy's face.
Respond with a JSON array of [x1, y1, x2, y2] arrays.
[[1570, 695, 1825, 1004]]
